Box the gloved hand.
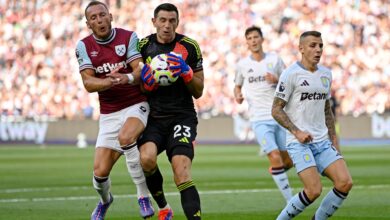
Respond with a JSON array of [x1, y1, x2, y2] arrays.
[[140, 62, 158, 91], [167, 52, 193, 84]]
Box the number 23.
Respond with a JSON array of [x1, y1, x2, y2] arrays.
[[173, 125, 191, 138]]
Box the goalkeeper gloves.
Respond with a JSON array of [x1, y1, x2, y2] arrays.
[[140, 62, 158, 91], [167, 52, 193, 84]]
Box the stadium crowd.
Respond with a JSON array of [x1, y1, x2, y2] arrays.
[[1, 0, 389, 120]]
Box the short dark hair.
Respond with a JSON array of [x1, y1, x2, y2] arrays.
[[154, 3, 179, 19], [299, 31, 322, 41], [85, 1, 109, 19], [245, 26, 263, 38]]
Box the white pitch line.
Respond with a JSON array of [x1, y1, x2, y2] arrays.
[[1, 184, 389, 203]]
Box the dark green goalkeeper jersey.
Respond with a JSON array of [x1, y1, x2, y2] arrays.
[[138, 33, 203, 117]]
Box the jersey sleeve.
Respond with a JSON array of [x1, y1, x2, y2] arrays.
[[183, 37, 203, 72], [275, 70, 294, 102], [327, 70, 333, 100], [126, 32, 142, 64], [234, 62, 244, 86], [75, 40, 94, 72], [275, 56, 285, 78]]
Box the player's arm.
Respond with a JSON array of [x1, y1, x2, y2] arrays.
[[325, 99, 340, 151], [107, 57, 143, 85], [272, 97, 313, 143], [272, 97, 298, 134], [80, 67, 120, 93], [80, 69, 114, 93], [185, 69, 204, 99], [167, 52, 203, 98], [234, 85, 244, 104], [234, 66, 244, 104]]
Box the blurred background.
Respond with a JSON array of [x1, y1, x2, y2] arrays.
[[1, 1, 390, 219], [0, 0, 389, 146]]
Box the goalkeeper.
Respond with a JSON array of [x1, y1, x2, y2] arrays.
[[137, 3, 204, 220]]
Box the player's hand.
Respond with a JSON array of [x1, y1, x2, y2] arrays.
[[167, 52, 193, 84], [265, 72, 278, 84], [140, 62, 158, 91], [106, 63, 125, 85], [234, 92, 244, 104], [294, 130, 313, 144]]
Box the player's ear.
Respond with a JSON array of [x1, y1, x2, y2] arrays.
[[109, 13, 113, 22], [298, 43, 304, 54], [152, 18, 157, 27], [86, 20, 91, 29]]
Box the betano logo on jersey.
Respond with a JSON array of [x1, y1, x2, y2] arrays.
[[300, 92, 327, 101], [248, 75, 266, 83], [95, 61, 127, 74]]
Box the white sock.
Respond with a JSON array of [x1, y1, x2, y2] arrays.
[[277, 191, 312, 220], [123, 143, 149, 198], [271, 167, 293, 203], [93, 175, 111, 204], [314, 188, 348, 220]]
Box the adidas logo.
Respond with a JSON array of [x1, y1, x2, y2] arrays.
[[300, 80, 309, 86], [179, 137, 189, 143], [193, 210, 201, 217], [248, 68, 254, 73]]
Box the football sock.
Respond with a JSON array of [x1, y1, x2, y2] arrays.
[[277, 190, 312, 220], [314, 188, 348, 220], [93, 175, 111, 204], [270, 166, 293, 203], [122, 143, 149, 198], [145, 167, 168, 208], [178, 180, 201, 220]]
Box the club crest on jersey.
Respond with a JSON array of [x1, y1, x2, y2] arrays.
[[267, 63, 273, 70], [115, 44, 126, 56], [90, 51, 99, 57], [320, 76, 330, 89]]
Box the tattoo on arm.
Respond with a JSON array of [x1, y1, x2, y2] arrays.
[[272, 97, 299, 135], [325, 100, 338, 147]]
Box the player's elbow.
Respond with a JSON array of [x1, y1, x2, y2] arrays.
[[192, 85, 203, 99], [193, 91, 203, 99], [271, 107, 279, 120]]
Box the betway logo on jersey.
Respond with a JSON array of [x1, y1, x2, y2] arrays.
[[300, 92, 327, 101], [95, 61, 127, 74]]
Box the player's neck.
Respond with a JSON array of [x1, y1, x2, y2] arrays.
[[251, 51, 265, 61], [300, 60, 318, 72]]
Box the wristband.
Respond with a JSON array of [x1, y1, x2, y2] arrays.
[[126, 73, 134, 84]]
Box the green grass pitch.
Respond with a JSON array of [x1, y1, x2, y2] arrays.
[[0, 145, 389, 219]]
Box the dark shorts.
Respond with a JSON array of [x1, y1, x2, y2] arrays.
[[138, 114, 198, 162]]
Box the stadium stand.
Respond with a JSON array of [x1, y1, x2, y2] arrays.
[[0, 0, 389, 120]]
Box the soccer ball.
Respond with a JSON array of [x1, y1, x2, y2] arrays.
[[150, 54, 178, 86]]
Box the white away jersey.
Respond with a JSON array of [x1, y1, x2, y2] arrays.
[[275, 62, 332, 145], [235, 53, 285, 121]]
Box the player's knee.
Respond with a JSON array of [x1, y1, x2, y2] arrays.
[[118, 132, 137, 146], [93, 165, 110, 177], [304, 186, 322, 201], [172, 156, 192, 185], [140, 152, 157, 172], [283, 158, 293, 169], [268, 150, 283, 166], [335, 177, 353, 193]]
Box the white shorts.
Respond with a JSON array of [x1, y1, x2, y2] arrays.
[[95, 101, 150, 152]]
